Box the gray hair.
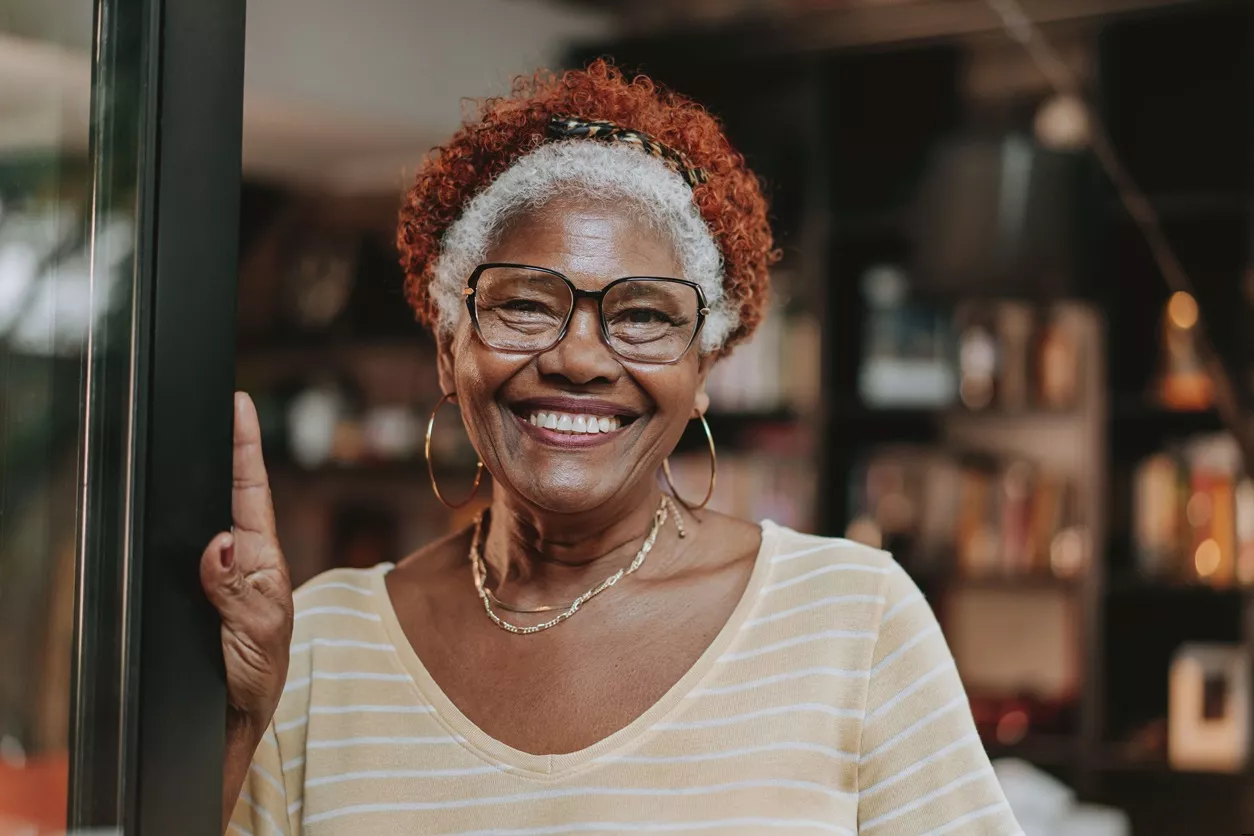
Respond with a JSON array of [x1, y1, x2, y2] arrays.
[[430, 141, 733, 353]]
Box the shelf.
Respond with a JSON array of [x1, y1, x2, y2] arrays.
[[1093, 746, 1249, 780], [983, 733, 1078, 767], [268, 459, 475, 484], [1105, 574, 1250, 599], [942, 574, 1082, 593]]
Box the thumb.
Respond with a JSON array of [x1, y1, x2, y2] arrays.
[[200, 531, 256, 623]]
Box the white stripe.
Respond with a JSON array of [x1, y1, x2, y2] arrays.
[[745, 595, 885, 628], [281, 677, 310, 694], [293, 606, 380, 622], [311, 703, 435, 715], [276, 716, 307, 733], [277, 704, 435, 732], [924, 802, 1016, 836], [282, 672, 412, 693], [240, 791, 284, 836], [860, 765, 995, 830], [859, 732, 981, 796], [289, 639, 394, 654], [656, 702, 861, 730], [859, 695, 967, 762], [866, 662, 952, 721], [721, 629, 875, 662], [304, 780, 851, 824], [228, 824, 253, 836], [441, 818, 854, 835], [693, 667, 868, 697], [764, 564, 890, 595], [282, 755, 305, 772], [770, 543, 840, 564], [868, 625, 942, 677], [294, 581, 373, 598], [249, 762, 285, 798], [881, 590, 924, 625], [605, 741, 857, 765], [307, 765, 502, 788], [308, 735, 462, 750], [287, 800, 303, 817]]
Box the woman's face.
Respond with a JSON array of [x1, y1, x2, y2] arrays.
[[437, 196, 711, 514]]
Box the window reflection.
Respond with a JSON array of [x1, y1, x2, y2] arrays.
[[0, 2, 94, 831]]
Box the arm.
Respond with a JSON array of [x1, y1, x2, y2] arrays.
[[200, 393, 294, 834], [856, 561, 1021, 835], [223, 715, 267, 831]]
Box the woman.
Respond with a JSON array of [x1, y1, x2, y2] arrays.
[[207, 62, 1021, 835]]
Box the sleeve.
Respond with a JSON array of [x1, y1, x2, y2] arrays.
[[856, 560, 1022, 835], [227, 723, 295, 836]]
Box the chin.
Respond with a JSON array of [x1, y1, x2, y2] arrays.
[[509, 468, 631, 515]]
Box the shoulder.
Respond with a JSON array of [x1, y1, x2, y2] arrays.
[[289, 565, 390, 643], [763, 523, 902, 584], [759, 524, 923, 622]]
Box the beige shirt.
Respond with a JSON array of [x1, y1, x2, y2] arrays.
[[231, 521, 1021, 835]]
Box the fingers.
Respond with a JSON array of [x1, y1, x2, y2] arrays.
[[200, 531, 262, 625], [232, 392, 276, 539]]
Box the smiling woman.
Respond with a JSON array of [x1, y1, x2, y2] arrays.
[[211, 60, 1023, 835]]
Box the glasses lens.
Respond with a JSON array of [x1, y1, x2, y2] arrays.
[[603, 279, 701, 362], [473, 266, 572, 352]]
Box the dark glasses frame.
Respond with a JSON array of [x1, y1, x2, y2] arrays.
[[463, 262, 711, 365]]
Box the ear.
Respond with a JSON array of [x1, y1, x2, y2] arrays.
[[435, 328, 457, 396], [693, 352, 715, 418]]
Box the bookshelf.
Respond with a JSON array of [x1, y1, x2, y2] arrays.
[[572, 2, 1254, 833]]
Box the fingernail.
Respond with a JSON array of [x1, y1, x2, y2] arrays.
[[220, 536, 235, 570]]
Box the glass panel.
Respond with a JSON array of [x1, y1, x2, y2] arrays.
[[0, 0, 145, 829]]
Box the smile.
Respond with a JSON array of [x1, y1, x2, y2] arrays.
[[527, 411, 621, 435]]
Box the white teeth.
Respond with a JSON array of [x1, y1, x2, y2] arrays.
[[526, 411, 622, 435]]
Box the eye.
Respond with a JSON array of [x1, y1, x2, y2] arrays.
[[622, 308, 675, 325]]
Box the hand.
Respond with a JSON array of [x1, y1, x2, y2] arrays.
[[200, 392, 293, 736]]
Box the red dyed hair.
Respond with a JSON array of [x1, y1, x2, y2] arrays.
[[396, 60, 778, 355]]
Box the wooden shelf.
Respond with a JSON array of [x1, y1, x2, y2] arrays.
[[983, 733, 1078, 767]]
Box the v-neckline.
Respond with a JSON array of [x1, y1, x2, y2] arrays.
[[370, 519, 780, 779]]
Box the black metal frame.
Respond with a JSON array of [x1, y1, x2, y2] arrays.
[[465, 262, 710, 364], [68, 0, 246, 832]]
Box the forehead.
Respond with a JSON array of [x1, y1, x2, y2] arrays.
[[483, 197, 684, 288]]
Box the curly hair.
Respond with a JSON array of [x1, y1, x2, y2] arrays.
[[397, 59, 778, 356]]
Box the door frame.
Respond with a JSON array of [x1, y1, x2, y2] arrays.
[[69, 0, 247, 831]]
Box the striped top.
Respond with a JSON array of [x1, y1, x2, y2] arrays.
[[231, 521, 1021, 835]]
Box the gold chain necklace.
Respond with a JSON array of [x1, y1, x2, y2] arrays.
[[469, 496, 683, 634]]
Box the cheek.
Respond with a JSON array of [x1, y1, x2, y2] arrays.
[[635, 364, 702, 420]]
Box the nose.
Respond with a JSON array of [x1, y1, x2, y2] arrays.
[[534, 299, 621, 385]]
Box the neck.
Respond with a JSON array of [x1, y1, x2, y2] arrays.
[[479, 483, 670, 605]]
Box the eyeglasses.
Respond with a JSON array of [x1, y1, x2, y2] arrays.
[[464, 263, 710, 364]]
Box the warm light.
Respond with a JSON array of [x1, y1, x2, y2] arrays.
[[1186, 492, 1214, 528], [845, 516, 883, 550], [1034, 94, 1090, 151], [1050, 527, 1086, 579], [1195, 538, 1222, 578], [1167, 291, 1199, 330], [996, 710, 1030, 745]]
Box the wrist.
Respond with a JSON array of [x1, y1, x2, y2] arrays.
[[226, 705, 269, 748]]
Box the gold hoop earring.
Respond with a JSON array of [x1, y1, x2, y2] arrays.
[[425, 393, 484, 509], [662, 413, 716, 510]]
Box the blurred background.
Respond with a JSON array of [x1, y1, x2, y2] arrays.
[[4, 0, 1254, 833]]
